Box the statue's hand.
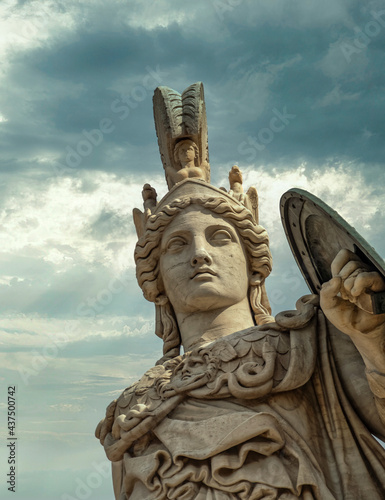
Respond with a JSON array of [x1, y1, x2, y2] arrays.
[[320, 249, 385, 336], [95, 400, 117, 445]]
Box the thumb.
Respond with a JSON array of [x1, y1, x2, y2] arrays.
[[320, 277, 342, 309]]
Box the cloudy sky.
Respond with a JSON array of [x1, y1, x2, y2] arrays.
[[1, 0, 385, 498]]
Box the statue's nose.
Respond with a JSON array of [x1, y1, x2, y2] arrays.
[[191, 245, 213, 266]]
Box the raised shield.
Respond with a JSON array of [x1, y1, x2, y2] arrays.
[[280, 188, 385, 314]]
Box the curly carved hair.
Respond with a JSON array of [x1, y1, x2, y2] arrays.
[[134, 196, 273, 363]]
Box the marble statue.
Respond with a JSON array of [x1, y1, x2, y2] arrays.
[[96, 82, 385, 499]]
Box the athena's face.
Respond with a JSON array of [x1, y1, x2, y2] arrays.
[[159, 205, 250, 315]]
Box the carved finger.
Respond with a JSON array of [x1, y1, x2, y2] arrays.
[[98, 422, 108, 444], [320, 276, 343, 309], [337, 260, 364, 281], [351, 271, 385, 297], [95, 419, 103, 440], [343, 270, 362, 296], [97, 400, 118, 443], [339, 288, 350, 301], [331, 249, 360, 277]]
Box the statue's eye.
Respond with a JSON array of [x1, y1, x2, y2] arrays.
[[166, 237, 187, 251], [211, 230, 233, 244]]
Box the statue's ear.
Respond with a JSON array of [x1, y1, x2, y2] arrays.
[[249, 271, 262, 286]]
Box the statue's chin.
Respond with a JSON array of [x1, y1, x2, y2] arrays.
[[176, 287, 242, 312]]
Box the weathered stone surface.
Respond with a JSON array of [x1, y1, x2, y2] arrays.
[[96, 83, 385, 499]]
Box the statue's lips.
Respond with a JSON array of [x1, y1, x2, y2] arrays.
[[191, 268, 217, 280]]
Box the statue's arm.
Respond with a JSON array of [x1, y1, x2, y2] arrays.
[[320, 249, 385, 429]]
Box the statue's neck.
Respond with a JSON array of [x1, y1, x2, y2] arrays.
[[180, 159, 195, 169], [176, 297, 255, 352]]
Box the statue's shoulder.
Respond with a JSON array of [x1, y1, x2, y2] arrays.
[[115, 357, 183, 414]]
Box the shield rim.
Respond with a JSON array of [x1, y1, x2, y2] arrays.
[[280, 188, 385, 296]]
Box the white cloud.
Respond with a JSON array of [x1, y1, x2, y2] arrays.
[[312, 85, 360, 108], [0, 171, 149, 273], [0, 0, 78, 61], [218, 162, 385, 257], [122, 1, 193, 30], [0, 313, 154, 348], [317, 37, 369, 80], [49, 403, 83, 412]]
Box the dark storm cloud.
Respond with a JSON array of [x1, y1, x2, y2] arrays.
[[203, 9, 385, 175], [2, 0, 384, 182], [34, 30, 156, 82], [1, 25, 172, 174]]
